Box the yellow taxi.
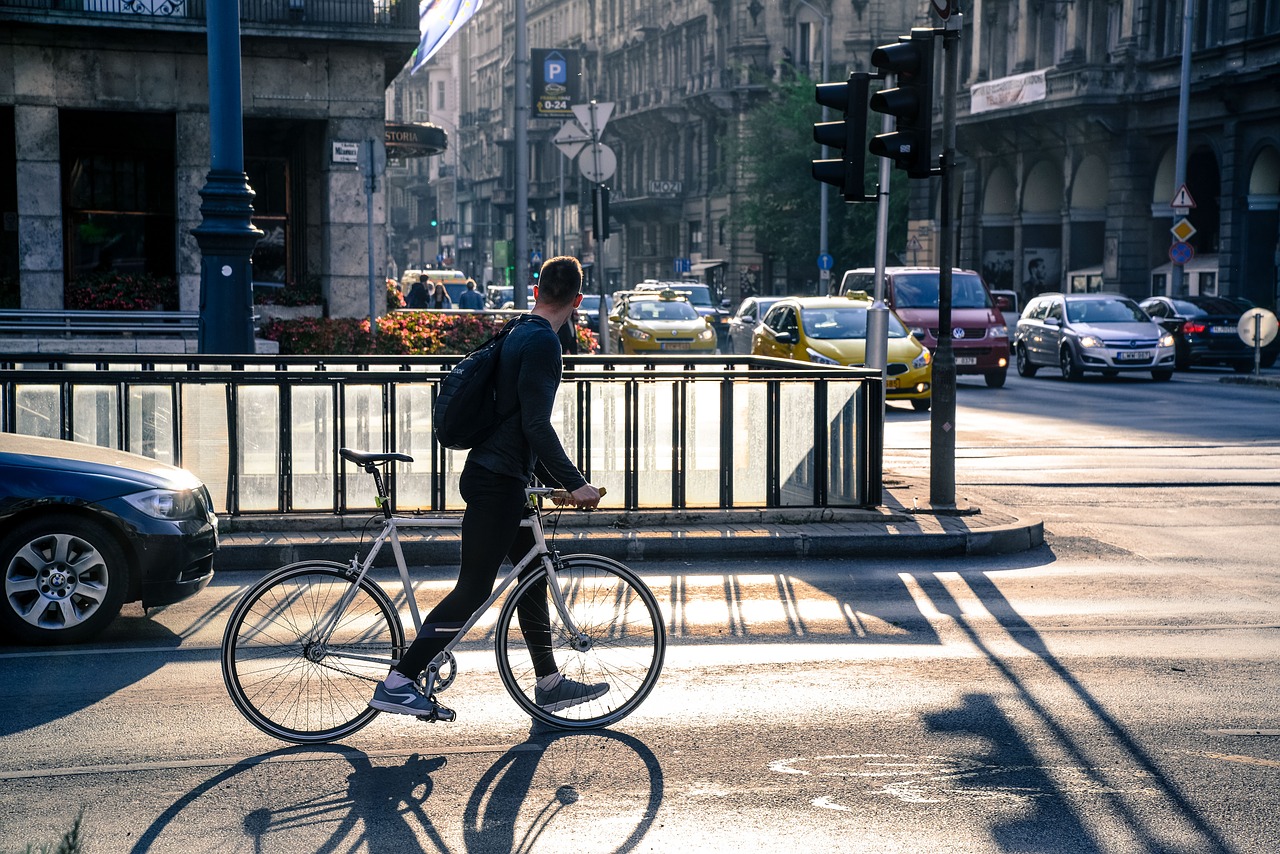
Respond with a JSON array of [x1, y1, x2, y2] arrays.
[[608, 289, 719, 354], [750, 292, 933, 410]]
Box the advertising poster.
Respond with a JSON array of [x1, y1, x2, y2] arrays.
[[1021, 248, 1061, 294]]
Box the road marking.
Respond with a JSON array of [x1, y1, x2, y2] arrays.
[[0, 744, 539, 782], [1187, 750, 1280, 769], [1204, 729, 1280, 738]]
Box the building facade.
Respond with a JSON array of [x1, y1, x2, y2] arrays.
[[933, 0, 1280, 309], [0, 0, 417, 321]]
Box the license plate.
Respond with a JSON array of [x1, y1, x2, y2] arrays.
[[886, 378, 900, 389], [1117, 350, 1151, 361], [955, 356, 977, 366], [1211, 325, 1235, 335], [661, 342, 690, 351]]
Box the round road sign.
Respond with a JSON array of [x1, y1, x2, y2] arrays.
[[1169, 241, 1194, 265], [818, 253, 834, 271], [1237, 308, 1279, 348], [579, 143, 617, 183]]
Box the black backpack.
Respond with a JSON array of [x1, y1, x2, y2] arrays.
[[433, 316, 527, 450]]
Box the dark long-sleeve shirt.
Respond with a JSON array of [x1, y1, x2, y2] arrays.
[[467, 314, 586, 491]]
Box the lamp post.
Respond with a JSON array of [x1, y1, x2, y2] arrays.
[[797, 0, 831, 291], [421, 113, 466, 269]]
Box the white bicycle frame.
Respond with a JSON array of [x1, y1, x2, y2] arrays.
[[312, 488, 584, 679]]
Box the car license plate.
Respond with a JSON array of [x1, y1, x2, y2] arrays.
[[955, 356, 977, 366], [1117, 350, 1151, 361], [1211, 325, 1235, 335], [886, 378, 900, 389], [661, 342, 690, 351]]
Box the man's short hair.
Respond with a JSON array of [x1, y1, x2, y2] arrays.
[[537, 256, 584, 307]]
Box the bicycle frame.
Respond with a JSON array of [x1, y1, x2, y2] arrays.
[[311, 491, 583, 677]]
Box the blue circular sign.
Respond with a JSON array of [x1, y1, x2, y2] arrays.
[[817, 253, 834, 271], [1169, 241, 1194, 265]]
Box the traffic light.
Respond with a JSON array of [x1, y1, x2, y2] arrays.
[[592, 185, 611, 242], [811, 72, 871, 202], [425, 206, 438, 237], [869, 28, 937, 179]]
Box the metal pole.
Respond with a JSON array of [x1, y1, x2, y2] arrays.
[[366, 139, 377, 343], [194, 0, 261, 354], [930, 15, 961, 507], [514, 0, 530, 309], [798, 0, 831, 291], [865, 78, 893, 509], [1170, 0, 1195, 296], [558, 151, 565, 257]]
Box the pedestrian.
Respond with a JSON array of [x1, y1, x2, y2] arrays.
[[557, 309, 579, 354], [430, 281, 451, 309], [368, 255, 605, 719], [407, 276, 429, 309], [458, 279, 486, 310]]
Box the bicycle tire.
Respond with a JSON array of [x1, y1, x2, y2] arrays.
[[221, 561, 405, 744], [494, 554, 665, 729]]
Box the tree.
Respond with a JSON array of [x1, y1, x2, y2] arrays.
[[727, 75, 908, 293]]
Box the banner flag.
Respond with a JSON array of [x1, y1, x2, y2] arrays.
[[411, 0, 483, 74]]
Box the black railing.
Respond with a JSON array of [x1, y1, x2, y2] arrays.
[[0, 354, 882, 515], [1, 0, 417, 28]]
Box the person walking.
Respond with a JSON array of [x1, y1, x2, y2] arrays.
[[368, 255, 605, 719], [406, 276, 430, 309], [458, 279, 486, 310]]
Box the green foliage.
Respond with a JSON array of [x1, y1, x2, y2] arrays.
[[64, 272, 178, 311], [726, 75, 908, 290], [260, 311, 601, 357], [253, 275, 324, 307], [11, 810, 84, 854]]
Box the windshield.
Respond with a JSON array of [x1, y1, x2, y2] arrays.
[[893, 272, 993, 309], [628, 300, 698, 321], [670, 286, 713, 307], [579, 295, 601, 311], [1065, 298, 1148, 324], [801, 307, 909, 339], [1180, 296, 1252, 316]]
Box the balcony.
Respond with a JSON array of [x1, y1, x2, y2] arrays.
[[0, 0, 417, 30]]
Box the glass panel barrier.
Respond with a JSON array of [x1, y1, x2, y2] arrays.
[[636, 379, 676, 508], [182, 384, 230, 515], [72, 386, 118, 448], [394, 384, 434, 511], [732, 381, 768, 506], [237, 385, 280, 512], [342, 384, 384, 512], [779, 382, 815, 506], [290, 385, 335, 512], [826, 380, 861, 506], [126, 385, 175, 464], [684, 379, 723, 507], [15, 385, 60, 439]]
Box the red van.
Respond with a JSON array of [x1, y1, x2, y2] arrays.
[[839, 266, 1011, 388]]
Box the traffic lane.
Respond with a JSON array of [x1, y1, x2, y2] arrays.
[[3, 635, 1279, 852]]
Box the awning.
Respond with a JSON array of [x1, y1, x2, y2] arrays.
[[689, 259, 727, 274]]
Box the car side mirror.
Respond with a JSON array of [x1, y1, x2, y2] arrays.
[[995, 296, 1012, 311], [721, 299, 731, 308], [1045, 316, 1061, 326], [775, 331, 796, 345], [608, 313, 621, 322]]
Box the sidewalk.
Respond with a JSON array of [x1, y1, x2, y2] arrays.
[[215, 474, 1044, 571]]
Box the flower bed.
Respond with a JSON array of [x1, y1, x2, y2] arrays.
[[64, 272, 178, 311]]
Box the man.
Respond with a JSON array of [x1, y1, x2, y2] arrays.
[[369, 256, 605, 719], [458, 279, 486, 310], [1022, 256, 1047, 294]]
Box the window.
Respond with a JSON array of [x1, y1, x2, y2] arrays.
[[245, 157, 289, 285], [689, 221, 702, 253], [436, 81, 447, 111]]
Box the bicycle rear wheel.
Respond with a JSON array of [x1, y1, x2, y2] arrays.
[[221, 561, 405, 744], [495, 554, 665, 729]]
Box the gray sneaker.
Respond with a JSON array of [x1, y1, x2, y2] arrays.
[[369, 681, 453, 721], [535, 676, 609, 712]]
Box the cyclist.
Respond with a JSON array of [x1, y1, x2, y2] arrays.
[[370, 256, 606, 719]]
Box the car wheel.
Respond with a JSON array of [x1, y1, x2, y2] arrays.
[[984, 368, 1007, 389], [1151, 369, 1173, 382], [911, 399, 931, 412], [1016, 345, 1038, 378], [1059, 346, 1083, 381], [0, 514, 129, 644]]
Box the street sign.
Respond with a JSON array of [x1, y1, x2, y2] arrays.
[[579, 142, 617, 183], [531, 250, 543, 265], [1171, 184, 1196, 209], [930, 0, 954, 19], [817, 253, 834, 271], [572, 101, 614, 137], [1238, 308, 1278, 348], [553, 121, 590, 160], [1169, 241, 1194, 264], [1171, 218, 1197, 242]]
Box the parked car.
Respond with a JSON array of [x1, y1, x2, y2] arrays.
[[631, 280, 731, 345], [575, 293, 613, 333], [839, 267, 1010, 388], [725, 295, 781, 354], [751, 293, 933, 411], [989, 289, 1021, 330], [608, 288, 718, 355], [1014, 292, 1176, 381], [0, 433, 218, 644], [1139, 295, 1278, 371]]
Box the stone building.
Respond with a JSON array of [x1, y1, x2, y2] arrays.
[[933, 0, 1280, 308], [0, 0, 417, 321]]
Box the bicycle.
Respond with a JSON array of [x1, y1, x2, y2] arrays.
[[220, 448, 666, 745]]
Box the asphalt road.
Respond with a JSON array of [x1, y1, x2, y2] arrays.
[[2, 365, 1277, 853]]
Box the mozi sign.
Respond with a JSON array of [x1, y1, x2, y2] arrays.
[[648, 180, 682, 197]]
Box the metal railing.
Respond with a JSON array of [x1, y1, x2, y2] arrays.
[[0, 354, 882, 516], [0, 0, 417, 28], [0, 310, 199, 337]]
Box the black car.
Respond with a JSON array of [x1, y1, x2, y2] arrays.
[[1139, 295, 1278, 371], [0, 433, 218, 644]]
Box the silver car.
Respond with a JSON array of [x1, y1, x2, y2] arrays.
[[1014, 293, 1176, 381], [725, 296, 780, 354]]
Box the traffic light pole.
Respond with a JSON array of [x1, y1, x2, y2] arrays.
[[866, 85, 894, 507], [930, 14, 962, 507]]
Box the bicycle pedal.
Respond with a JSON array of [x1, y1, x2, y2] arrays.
[[416, 703, 456, 724]]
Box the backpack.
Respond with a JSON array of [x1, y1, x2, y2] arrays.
[[432, 316, 528, 450]]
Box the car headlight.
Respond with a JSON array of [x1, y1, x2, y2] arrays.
[[1160, 332, 1175, 347], [912, 351, 931, 370], [991, 324, 1009, 339], [909, 326, 926, 339], [1077, 335, 1103, 348], [124, 488, 202, 520], [698, 327, 716, 341], [625, 327, 652, 341], [806, 348, 839, 365]]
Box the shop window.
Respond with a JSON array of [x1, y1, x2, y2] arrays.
[[246, 156, 290, 285]]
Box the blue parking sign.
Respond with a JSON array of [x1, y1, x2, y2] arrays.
[[544, 51, 566, 85]]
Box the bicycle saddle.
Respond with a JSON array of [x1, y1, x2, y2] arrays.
[[339, 448, 414, 466]]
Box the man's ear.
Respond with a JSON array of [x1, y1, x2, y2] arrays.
[[533, 286, 540, 302], [573, 293, 584, 307]]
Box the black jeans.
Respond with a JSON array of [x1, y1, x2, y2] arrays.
[[394, 462, 556, 681]]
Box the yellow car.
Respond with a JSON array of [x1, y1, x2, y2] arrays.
[[751, 293, 933, 410], [608, 289, 719, 355]]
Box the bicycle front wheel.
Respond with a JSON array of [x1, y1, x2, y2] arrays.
[[221, 561, 405, 744], [495, 554, 665, 729]]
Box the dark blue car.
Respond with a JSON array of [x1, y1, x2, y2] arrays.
[[0, 433, 217, 644], [1139, 295, 1278, 371]]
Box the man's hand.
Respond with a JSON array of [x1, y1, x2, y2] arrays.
[[569, 483, 602, 509]]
